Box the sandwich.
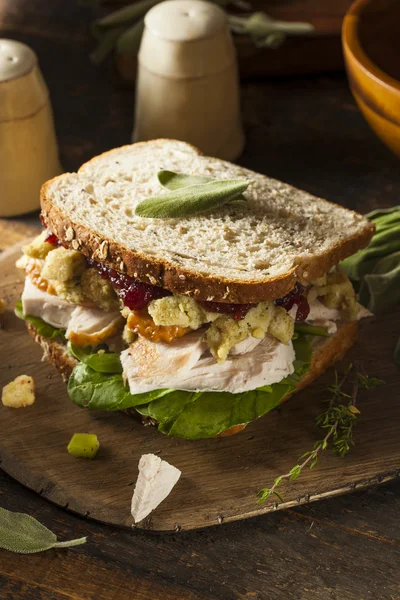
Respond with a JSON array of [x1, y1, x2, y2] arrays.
[[16, 139, 374, 439]]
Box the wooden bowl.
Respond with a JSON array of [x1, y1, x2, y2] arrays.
[[342, 0, 400, 157]]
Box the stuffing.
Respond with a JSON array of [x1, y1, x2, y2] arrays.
[[2, 375, 35, 408], [22, 231, 54, 260], [81, 268, 119, 311], [206, 302, 294, 362], [122, 323, 137, 345], [41, 247, 87, 282], [308, 269, 358, 320], [148, 294, 218, 329], [54, 280, 88, 305]]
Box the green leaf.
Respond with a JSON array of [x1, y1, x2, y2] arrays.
[[395, 338, 400, 369], [289, 465, 301, 481], [256, 488, 271, 503], [143, 335, 311, 439], [67, 335, 311, 440], [341, 207, 400, 282], [365, 205, 400, 220], [273, 491, 285, 503], [294, 323, 330, 338], [116, 19, 145, 55], [68, 363, 171, 411], [15, 301, 66, 341], [68, 343, 123, 374], [358, 252, 400, 313], [0, 507, 86, 554], [89, 26, 127, 65], [92, 0, 158, 33], [135, 178, 250, 219], [158, 170, 213, 190]]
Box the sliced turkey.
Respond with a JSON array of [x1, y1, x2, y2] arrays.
[[22, 277, 76, 329], [121, 331, 207, 383], [66, 307, 124, 347], [21, 277, 123, 346], [121, 332, 295, 394], [307, 299, 372, 334]]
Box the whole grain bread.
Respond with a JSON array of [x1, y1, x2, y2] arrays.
[[41, 140, 374, 303], [26, 320, 358, 437]]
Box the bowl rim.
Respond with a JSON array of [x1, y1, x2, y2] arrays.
[[342, 0, 400, 94]]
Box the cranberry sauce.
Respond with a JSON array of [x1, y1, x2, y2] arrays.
[[198, 300, 255, 321], [40, 217, 62, 247], [87, 258, 171, 311], [274, 283, 310, 321], [38, 224, 309, 319], [44, 231, 62, 246]]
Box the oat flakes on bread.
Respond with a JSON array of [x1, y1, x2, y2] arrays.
[[40, 139, 374, 304]]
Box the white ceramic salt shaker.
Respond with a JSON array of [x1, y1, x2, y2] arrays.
[[0, 39, 62, 217], [133, 0, 245, 161]]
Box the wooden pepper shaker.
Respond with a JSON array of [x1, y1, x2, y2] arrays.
[[133, 0, 245, 161], [0, 39, 62, 217]]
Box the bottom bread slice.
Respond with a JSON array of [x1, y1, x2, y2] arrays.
[[26, 321, 358, 437]]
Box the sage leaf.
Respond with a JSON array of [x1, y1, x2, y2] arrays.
[[92, 0, 158, 34], [135, 178, 250, 218], [228, 12, 314, 49], [341, 206, 400, 313], [158, 170, 213, 190], [116, 19, 145, 55], [0, 507, 86, 554], [90, 26, 127, 65], [359, 252, 400, 312]]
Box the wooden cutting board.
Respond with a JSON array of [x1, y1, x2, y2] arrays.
[[0, 237, 399, 532]]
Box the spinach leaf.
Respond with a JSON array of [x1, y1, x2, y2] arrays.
[[294, 323, 330, 338], [67, 335, 311, 439], [155, 386, 291, 439], [68, 363, 171, 411], [143, 335, 312, 439], [15, 301, 66, 341], [68, 343, 123, 374]]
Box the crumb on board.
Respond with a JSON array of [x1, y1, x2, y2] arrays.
[[2, 375, 36, 408]]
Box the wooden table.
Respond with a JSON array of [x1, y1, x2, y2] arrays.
[[1, 2, 400, 599]]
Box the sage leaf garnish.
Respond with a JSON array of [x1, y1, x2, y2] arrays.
[[158, 170, 213, 190], [0, 507, 87, 554], [116, 19, 145, 55], [135, 175, 250, 218]]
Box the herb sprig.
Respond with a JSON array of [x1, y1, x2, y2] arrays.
[[257, 364, 384, 505], [86, 0, 315, 66]]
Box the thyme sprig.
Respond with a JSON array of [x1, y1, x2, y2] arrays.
[[257, 364, 384, 505]]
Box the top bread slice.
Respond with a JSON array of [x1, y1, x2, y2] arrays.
[[41, 139, 374, 303]]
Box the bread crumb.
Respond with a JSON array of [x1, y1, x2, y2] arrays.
[[2, 375, 35, 408]]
